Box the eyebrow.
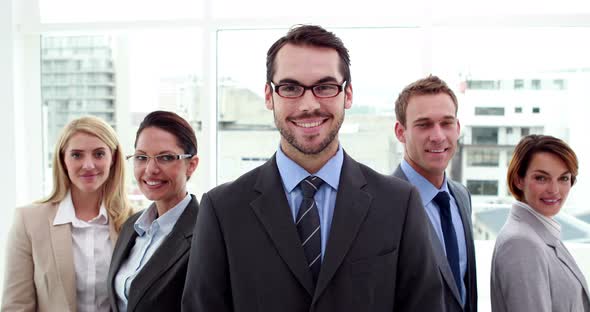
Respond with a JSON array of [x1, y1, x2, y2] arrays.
[[531, 169, 571, 176], [412, 116, 456, 124], [276, 76, 340, 85], [68, 147, 107, 152], [134, 150, 178, 155]]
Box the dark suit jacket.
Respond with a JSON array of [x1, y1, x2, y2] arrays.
[[393, 165, 478, 312], [182, 152, 444, 311], [107, 195, 199, 312]]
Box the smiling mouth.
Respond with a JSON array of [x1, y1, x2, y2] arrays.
[[80, 173, 98, 178], [541, 198, 561, 204], [293, 120, 325, 128], [426, 148, 448, 153], [144, 180, 167, 187]]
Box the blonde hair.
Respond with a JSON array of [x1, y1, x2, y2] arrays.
[[39, 116, 132, 232]]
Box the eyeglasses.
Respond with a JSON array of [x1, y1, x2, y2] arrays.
[[126, 153, 193, 167], [270, 81, 347, 98]]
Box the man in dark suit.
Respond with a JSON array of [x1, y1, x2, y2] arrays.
[[182, 25, 444, 312], [393, 75, 478, 312]]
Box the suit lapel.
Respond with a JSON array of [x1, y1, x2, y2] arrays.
[[250, 156, 316, 296], [48, 205, 76, 312], [313, 153, 371, 302], [555, 243, 590, 300], [127, 196, 198, 311], [108, 213, 141, 312], [393, 165, 463, 304]]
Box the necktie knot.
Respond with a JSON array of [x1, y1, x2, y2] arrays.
[[300, 176, 324, 198], [433, 191, 451, 213]]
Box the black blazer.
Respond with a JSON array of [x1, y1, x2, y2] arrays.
[[107, 195, 199, 312], [394, 166, 478, 312], [182, 152, 445, 311]]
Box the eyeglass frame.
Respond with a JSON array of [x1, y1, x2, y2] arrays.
[[269, 80, 347, 98], [125, 153, 193, 167]]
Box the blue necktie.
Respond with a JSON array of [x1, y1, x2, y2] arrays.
[[296, 176, 324, 284], [433, 191, 462, 293]]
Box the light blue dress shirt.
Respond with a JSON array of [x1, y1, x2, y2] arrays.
[[400, 159, 467, 305], [114, 193, 191, 312], [276, 146, 343, 260]]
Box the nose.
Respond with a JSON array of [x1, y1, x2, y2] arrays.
[[144, 157, 161, 174], [81, 156, 95, 169], [429, 124, 445, 143], [298, 89, 321, 112], [547, 180, 559, 194]]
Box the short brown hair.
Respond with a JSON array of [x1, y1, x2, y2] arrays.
[[135, 110, 198, 156], [507, 134, 578, 202], [266, 24, 351, 84], [395, 75, 458, 126]]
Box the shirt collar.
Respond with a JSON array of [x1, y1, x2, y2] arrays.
[[53, 191, 109, 227], [276, 145, 343, 193], [514, 200, 561, 239], [400, 158, 450, 206], [134, 193, 191, 236]]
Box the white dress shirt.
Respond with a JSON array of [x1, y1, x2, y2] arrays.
[[53, 191, 112, 312]]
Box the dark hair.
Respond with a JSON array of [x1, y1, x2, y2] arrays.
[[266, 24, 351, 84], [395, 75, 458, 126], [507, 134, 578, 202], [135, 110, 198, 156]]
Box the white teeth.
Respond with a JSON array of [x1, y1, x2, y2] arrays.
[[429, 149, 445, 153], [146, 180, 162, 186], [543, 199, 559, 203], [296, 121, 322, 128]]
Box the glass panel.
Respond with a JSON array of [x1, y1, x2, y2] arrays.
[[433, 27, 590, 248], [217, 27, 422, 184], [41, 30, 204, 207], [40, 0, 203, 23], [212, 0, 421, 19]]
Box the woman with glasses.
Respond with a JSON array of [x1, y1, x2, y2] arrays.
[[107, 110, 199, 312], [2, 116, 132, 312], [491, 135, 590, 312]]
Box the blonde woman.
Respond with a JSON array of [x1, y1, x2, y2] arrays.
[[2, 116, 132, 312]]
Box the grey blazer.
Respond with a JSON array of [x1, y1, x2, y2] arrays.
[[393, 165, 478, 312], [490, 204, 590, 312]]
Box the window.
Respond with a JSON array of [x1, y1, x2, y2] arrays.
[[41, 30, 204, 206], [515, 107, 523, 113], [471, 127, 499, 144], [553, 79, 566, 90], [467, 80, 499, 90], [467, 180, 499, 195], [532, 107, 540, 113], [475, 107, 504, 116], [521, 127, 530, 136], [467, 149, 500, 167], [531, 79, 541, 90], [514, 79, 525, 89]]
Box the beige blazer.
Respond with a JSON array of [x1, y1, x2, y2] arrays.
[[1, 202, 117, 312]]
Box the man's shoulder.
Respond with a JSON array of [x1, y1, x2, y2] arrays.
[[352, 159, 414, 193], [206, 160, 267, 201]]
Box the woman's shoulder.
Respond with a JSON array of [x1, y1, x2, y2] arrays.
[[15, 201, 57, 218]]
